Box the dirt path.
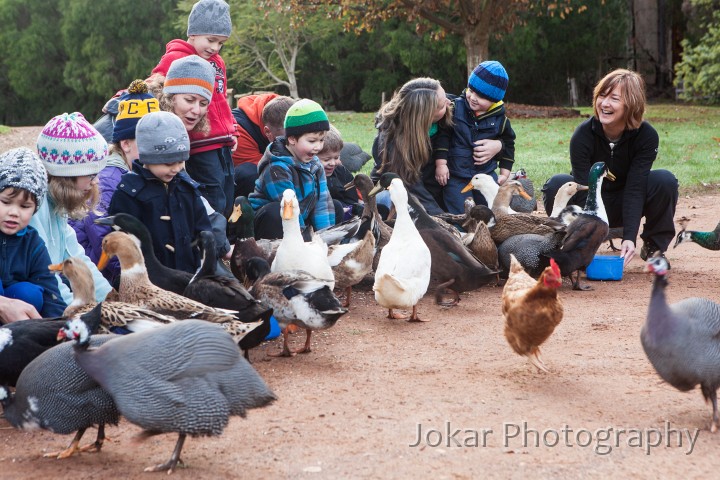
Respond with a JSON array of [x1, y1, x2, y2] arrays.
[[2, 127, 720, 478]]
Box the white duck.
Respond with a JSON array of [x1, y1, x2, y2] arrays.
[[461, 173, 517, 214], [271, 189, 335, 289], [371, 178, 431, 322], [549, 181, 588, 218]]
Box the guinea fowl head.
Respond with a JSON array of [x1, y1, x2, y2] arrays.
[[48, 257, 94, 304], [97, 231, 144, 272], [57, 303, 103, 347], [645, 255, 670, 277], [0, 385, 11, 405]]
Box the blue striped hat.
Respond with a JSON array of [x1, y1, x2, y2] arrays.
[[468, 60, 509, 102]]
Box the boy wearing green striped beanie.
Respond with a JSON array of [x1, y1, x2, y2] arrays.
[[248, 99, 336, 239]]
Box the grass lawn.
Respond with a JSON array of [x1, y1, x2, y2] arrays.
[[329, 103, 720, 193]]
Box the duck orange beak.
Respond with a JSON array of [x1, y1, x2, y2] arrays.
[[282, 201, 294, 220], [48, 263, 63, 272], [97, 251, 110, 271], [228, 204, 243, 223], [518, 187, 532, 200], [460, 181, 474, 193]]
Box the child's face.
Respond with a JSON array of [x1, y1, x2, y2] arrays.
[[318, 149, 342, 177], [188, 35, 228, 60], [172, 94, 209, 131], [74, 174, 98, 194], [465, 89, 494, 114], [145, 161, 186, 183], [433, 85, 450, 122], [0, 188, 36, 235], [287, 132, 325, 163]]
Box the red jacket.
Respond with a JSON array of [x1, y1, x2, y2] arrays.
[[152, 40, 236, 155], [231, 93, 279, 166]]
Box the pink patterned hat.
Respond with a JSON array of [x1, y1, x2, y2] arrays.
[[37, 112, 108, 177]]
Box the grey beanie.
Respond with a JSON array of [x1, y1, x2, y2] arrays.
[[187, 0, 232, 37], [163, 55, 215, 102], [0, 147, 48, 210], [135, 112, 190, 165]]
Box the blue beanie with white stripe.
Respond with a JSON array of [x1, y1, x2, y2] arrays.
[[468, 60, 509, 102]]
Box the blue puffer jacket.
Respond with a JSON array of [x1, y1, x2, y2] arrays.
[[249, 138, 335, 230], [108, 161, 217, 273], [1, 227, 67, 317], [448, 93, 516, 178]]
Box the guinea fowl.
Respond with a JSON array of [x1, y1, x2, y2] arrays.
[[62, 318, 276, 473], [95, 213, 192, 294], [369, 177, 431, 320], [674, 220, 720, 251], [247, 257, 347, 356], [498, 230, 566, 278], [0, 304, 102, 386], [544, 162, 615, 290], [642, 255, 720, 432], [0, 304, 118, 459], [97, 231, 265, 345], [49, 257, 176, 333]]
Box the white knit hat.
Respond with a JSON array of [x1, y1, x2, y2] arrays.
[[37, 112, 108, 177], [0, 148, 48, 210]]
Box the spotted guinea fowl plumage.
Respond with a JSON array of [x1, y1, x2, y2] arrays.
[[0, 305, 118, 459], [66, 319, 276, 473]]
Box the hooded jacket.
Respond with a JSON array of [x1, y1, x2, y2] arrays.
[[152, 39, 236, 155], [1, 227, 67, 318], [231, 93, 279, 166], [248, 138, 335, 230]]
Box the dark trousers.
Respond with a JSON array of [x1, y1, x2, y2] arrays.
[[0, 280, 44, 313], [186, 146, 235, 218], [234, 162, 259, 199], [444, 171, 498, 214], [541, 169, 679, 251]]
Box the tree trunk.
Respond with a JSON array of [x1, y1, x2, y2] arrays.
[[463, 16, 491, 75]]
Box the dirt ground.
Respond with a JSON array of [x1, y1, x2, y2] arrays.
[[3, 126, 720, 479]]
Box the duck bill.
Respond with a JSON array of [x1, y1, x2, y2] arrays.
[[48, 263, 63, 272], [94, 215, 115, 226], [282, 201, 294, 220], [368, 184, 383, 197], [605, 171, 616, 181], [577, 185, 589, 191], [460, 182, 474, 193], [518, 188, 532, 200], [97, 251, 110, 271], [343, 180, 355, 191], [228, 204, 242, 223]]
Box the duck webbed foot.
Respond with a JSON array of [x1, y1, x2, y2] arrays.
[[387, 309, 408, 320], [291, 329, 313, 354], [268, 328, 296, 357], [571, 271, 593, 291], [434, 280, 460, 306], [407, 306, 429, 323]]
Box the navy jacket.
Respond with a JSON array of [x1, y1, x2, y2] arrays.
[[108, 161, 216, 273], [0, 227, 66, 317], [448, 93, 516, 178]]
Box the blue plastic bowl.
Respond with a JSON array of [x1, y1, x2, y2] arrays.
[[586, 255, 624, 281]]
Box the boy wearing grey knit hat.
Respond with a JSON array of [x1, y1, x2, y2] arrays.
[[108, 111, 230, 274], [0, 148, 66, 322], [149, 0, 237, 218]]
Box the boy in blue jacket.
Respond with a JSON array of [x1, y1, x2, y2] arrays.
[[249, 99, 335, 239], [108, 111, 229, 273], [0, 148, 66, 322], [442, 60, 517, 214]]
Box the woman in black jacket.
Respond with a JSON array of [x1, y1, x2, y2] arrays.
[[541, 69, 678, 267]]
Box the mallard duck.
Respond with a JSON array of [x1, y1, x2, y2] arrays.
[[545, 162, 615, 290], [95, 213, 192, 294], [369, 177, 431, 320], [508, 169, 538, 213], [49, 257, 175, 333], [485, 181, 565, 244], [227, 195, 255, 243], [674, 220, 720, 251], [271, 189, 335, 289], [97, 231, 265, 345], [247, 257, 347, 356]]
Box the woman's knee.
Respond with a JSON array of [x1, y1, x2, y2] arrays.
[[648, 169, 679, 200]]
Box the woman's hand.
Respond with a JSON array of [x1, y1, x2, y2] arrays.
[[0, 296, 40, 324], [472, 139, 502, 165], [620, 240, 636, 266]]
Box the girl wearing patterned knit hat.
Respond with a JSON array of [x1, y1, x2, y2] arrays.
[[441, 60, 517, 214], [149, 0, 237, 219], [108, 111, 228, 274], [31, 112, 113, 307], [0, 148, 67, 322], [249, 98, 336, 240], [71, 80, 160, 285]]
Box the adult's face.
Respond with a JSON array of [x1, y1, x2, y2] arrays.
[[172, 94, 209, 131]]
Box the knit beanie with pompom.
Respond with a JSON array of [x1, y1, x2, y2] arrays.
[[37, 112, 108, 177]]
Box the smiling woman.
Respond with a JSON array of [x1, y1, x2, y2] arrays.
[[541, 69, 679, 268]]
